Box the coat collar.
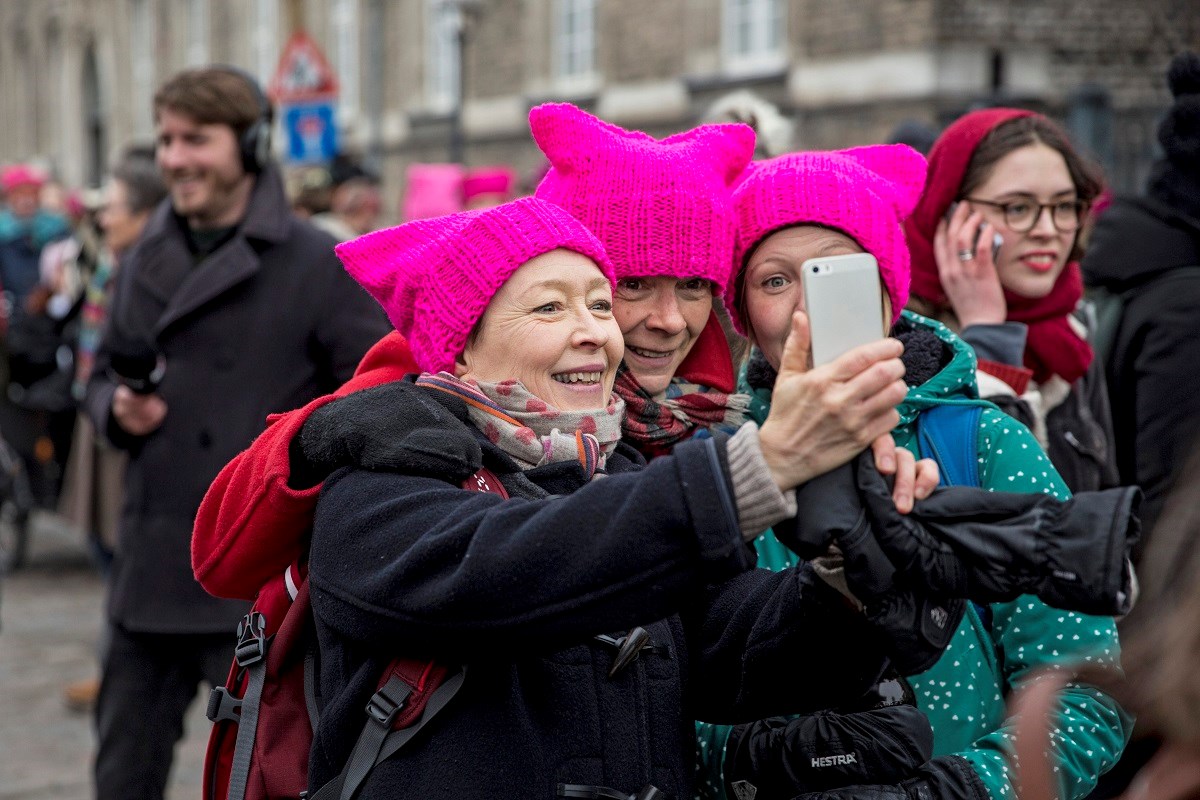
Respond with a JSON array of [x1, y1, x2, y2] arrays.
[[134, 166, 294, 335]]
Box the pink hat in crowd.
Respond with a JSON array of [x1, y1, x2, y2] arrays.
[[462, 166, 516, 203], [726, 144, 928, 331], [401, 163, 465, 221], [530, 103, 755, 291], [1, 164, 47, 192], [336, 196, 614, 373]]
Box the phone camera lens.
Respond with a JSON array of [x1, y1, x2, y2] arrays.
[[812, 265, 820, 273]]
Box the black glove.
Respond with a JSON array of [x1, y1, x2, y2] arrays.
[[854, 454, 1142, 616], [789, 754, 989, 800], [785, 464, 964, 676], [725, 677, 933, 796], [291, 380, 482, 488]]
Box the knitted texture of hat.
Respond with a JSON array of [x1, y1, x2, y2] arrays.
[[530, 102, 755, 292], [335, 196, 614, 374], [1159, 51, 1200, 168], [725, 144, 927, 332]]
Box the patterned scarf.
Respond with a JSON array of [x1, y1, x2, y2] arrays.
[[613, 365, 749, 458], [415, 372, 624, 479]]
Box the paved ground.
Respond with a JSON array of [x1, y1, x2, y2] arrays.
[[0, 513, 208, 799]]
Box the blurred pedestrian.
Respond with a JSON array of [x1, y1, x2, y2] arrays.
[[311, 175, 383, 242], [84, 65, 388, 799], [1081, 51, 1200, 541], [461, 165, 516, 209], [60, 145, 166, 713], [904, 109, 1118, 493]]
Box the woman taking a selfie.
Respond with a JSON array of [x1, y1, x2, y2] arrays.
[[193, 104, 935, 600], [695, 144, 1129, 800], [299, 196, 938, 800], [904, 108, 1117, 493]]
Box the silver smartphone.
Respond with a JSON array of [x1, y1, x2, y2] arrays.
[[801, 252, 886, 367]]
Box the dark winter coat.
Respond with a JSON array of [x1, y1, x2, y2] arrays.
[[307, 385, 894, 800], [84, 166, 389, 634], [1082, 195, 1200, 543]]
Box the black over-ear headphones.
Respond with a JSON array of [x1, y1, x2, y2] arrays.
[[211, 65, 273, 174]]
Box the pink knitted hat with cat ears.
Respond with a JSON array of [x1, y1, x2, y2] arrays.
[[335, 196, 614, 374], [726, 144, 928, 332], [531, 103, 756, 292]]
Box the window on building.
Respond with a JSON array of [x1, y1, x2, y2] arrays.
[[254, 0, 278, 87], [131, 0, 155, 138], [554, 0, 596, 85], [333, 0, 360, 120], [426, 0, 461, 112], [187, 0, 209, 66], [722, 0, 785, 74]]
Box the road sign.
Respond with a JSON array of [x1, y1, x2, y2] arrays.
[[269, 31, 338, 103], [282, 100, 339, 164]]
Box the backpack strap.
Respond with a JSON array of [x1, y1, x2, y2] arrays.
[[915, 404, 989, 628], [915, 404, 983, 489], [309, 466, 505, 800], [224, 612, 271, 800]]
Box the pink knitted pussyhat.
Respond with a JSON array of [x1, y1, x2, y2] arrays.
[[1, 164, 46, 192], [336, 196, 614, 373], [530, 103, 755, 292], [726, 144, 927, 332]]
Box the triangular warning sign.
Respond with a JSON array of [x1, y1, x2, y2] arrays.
[[268, 31, 338, 103]]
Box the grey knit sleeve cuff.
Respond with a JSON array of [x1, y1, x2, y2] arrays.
[[725, 422, 798, 541]]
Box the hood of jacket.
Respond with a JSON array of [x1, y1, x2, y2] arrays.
[[1083, 196, 1200, 290]]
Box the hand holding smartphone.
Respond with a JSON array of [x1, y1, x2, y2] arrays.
[[946, 201, 1003, 263], [801, 252, 887, 367]]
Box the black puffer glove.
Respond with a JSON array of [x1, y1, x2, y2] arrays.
[[291, 380, 482, 488], [790, 754, 989, 800], [855, 453, 1142, 616], [724, 678, 933, 796], [785, 465, 964, 676]]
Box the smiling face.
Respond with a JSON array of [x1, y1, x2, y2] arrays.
[[967, 142, 1079, 299], [613, 275, 713, 396], [457, 249, 624, 411], [155, 107, 254, 230], [742, 226, 890, 371]]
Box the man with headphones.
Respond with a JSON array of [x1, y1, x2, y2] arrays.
[[82, 66, 390, 799]]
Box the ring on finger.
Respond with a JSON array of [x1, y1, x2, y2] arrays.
[[957, 248, 975, 262]]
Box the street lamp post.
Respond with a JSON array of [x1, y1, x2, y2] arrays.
[[443, 0, 483, 165]]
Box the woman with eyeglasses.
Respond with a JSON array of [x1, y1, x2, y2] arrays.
[[904, 109, 1119, 492]]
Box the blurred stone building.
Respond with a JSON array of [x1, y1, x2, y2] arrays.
[[0, 0, 1194, 220]]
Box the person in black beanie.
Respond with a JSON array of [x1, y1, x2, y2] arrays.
[[1082, 50, 1200, 549]]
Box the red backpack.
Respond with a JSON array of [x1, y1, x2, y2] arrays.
[[202, 467, 508, 800]]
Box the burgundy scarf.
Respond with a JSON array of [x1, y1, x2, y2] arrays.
[[905, 107, 1094, 385]]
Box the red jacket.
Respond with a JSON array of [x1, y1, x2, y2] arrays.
[[191, 332, 417, 599]]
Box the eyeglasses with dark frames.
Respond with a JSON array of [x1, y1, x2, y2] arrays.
[[963, 196, 1088, 234]]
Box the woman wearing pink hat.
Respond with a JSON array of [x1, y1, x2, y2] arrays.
[[192, 104, 937, 600], [294, 196, 930, 800], [904, 109, 1117, 495], [697, 145, 1129, 800]]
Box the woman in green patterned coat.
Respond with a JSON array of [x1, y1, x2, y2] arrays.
[[696, 145, 1130, 800]]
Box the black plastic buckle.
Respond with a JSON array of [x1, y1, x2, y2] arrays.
[[364, 677, 413, 727], [206, 686, 242, 723], [234, 612, 268, 667]]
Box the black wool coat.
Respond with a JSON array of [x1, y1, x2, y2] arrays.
[[84, 166, 390, 634], [1082, 195, 1200, 542], [307, 389, 893, 800]]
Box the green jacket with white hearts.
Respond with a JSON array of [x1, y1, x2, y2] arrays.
[[695, 311, 1130, 800]]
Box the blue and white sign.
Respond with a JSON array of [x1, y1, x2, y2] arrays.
[[282, 99, 338, 164]]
